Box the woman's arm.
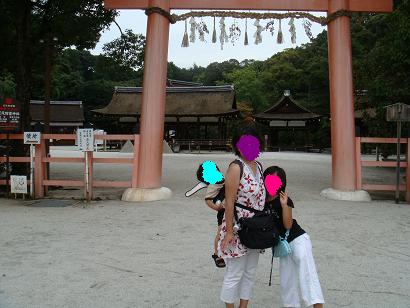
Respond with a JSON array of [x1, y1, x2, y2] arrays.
[[221, 163, 241, 250], [206, 199, 222, 211], [280, 191, 293, 230]]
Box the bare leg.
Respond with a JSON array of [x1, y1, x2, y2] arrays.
[[313, 304, 323, 308], [239, 299, 249, 308], [214, 226, 221, 254], [225, 303, 234, 308]]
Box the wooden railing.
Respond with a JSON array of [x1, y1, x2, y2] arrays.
[[355, 137, 410, 201], [0, 133, 139, 201]]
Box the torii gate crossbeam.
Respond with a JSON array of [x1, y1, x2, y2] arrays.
[[105, 0, 392, 12], [107, 0, 393, 202]]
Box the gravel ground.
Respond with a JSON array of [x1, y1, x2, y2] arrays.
[[0, 150, 409, 308]]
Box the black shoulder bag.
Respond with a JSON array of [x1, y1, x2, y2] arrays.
[[234, 204, 279, 249]]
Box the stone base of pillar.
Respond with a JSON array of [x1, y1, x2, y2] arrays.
[[121, 187, 172, 202], [320, 188, 371, 202]]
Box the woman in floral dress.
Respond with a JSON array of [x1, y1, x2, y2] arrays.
[[219, 125, 266, 308]]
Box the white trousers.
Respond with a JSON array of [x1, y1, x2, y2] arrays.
[[279, 234, 324, 308], [220, 249, 260, 304]]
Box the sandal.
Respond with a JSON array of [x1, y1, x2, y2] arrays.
[[212, 254, 226, 268]]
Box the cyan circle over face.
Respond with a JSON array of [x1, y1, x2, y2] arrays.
[[202, 160, 224, 184], [236, 135, 260, 161]]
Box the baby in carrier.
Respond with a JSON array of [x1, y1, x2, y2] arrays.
[[185, 161, 226, 268]]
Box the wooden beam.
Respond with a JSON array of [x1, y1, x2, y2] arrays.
[[349, 0, 393, 13], [104, 0, 393, 12], [170, 0, 328, 11]]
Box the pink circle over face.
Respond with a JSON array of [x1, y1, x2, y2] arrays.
[[236, 135, 260, 161], [265, 174, 282, 196]]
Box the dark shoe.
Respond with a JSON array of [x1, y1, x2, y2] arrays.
[[212, 254, 226, 268]]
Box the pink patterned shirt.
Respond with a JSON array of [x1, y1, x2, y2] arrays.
[[218, 158, 266, 258]]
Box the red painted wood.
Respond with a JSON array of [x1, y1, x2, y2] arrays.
[[34, 143, 44, 198], [93, 158, 133, 164], [93, 181, 132, 188], [407, 139, 410, 202], [43, 134, 76, 140], [328, 0, 357, 190], [137, 0, 170, 189], [104, 0, 392, 12], [355, 137, 362, 190], [94, 135, 134, 140], [43, 180, 84, 187], [360, 137, 408, 144], [0, 180, 32, 185], [0, 157, 30, 163], [362, 161, 408, 168], [0, 134, 23, 139], [43, 157, 84, 163], [362, 184, 406, 192], [132, 135, 140, 188]]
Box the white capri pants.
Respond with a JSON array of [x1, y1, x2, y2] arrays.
[[220, 249, 260, 304], [280, 233, 324, 308]]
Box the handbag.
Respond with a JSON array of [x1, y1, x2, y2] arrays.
[[268, 230, 292, 286], [234, 203, 279, 249], [273, 230, 292, 258]]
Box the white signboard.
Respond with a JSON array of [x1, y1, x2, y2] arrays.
[[77, 128, 94, 152], [10, 175, 27, 194], [94, 129, 105, 146], [24, 132, 41, 144]]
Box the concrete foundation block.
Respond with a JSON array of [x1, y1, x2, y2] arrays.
[[121, 187, 172, 202], [320, 188, 371, 202]]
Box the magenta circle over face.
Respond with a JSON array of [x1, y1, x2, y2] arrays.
[[236, 135, 261, 161], [265, 174, 282, 196]]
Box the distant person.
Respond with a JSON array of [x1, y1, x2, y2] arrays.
[[263, 166, 324, 308], [219, 125, 266, 308]]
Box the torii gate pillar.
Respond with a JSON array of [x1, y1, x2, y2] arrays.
[[321, 0, 370, 201], [122, 0, 173, 202]]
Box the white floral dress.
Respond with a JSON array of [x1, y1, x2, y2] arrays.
[[218, 158, 266, 259]]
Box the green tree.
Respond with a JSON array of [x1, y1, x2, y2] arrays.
[[225, 65, 267, 112], [103, 29, 145, 71]]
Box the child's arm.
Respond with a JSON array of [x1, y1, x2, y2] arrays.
[[280, 191, 293, 230], [206, 199, 223, 211]]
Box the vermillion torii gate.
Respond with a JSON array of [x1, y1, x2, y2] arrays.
[[105, 0, 393, 202]]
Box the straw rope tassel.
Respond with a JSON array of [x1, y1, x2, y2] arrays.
[[244, 18, 249, 45], [212, 16, 217, 43], [277, 19, 283, 44], [289, 17, 296, 44], [181, 19, 189, 47], [189, 16, 196, 43]]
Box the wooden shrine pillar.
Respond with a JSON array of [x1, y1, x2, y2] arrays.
[[327, 0, 357, 191], [122, 0, 173, 201]]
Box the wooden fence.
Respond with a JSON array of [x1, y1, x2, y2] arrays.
[[0, 134, 139, 201], [355, 137, 410, 201]]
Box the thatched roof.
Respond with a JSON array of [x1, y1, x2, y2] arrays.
[[93, 86, 238, 117], [253, 92, 321, 121], [30, 100, 84, 126]]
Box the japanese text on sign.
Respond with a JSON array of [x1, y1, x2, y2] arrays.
[[10, 175, 28, 194], [77, 128, 94, 152], [24, 132, 41, 144], [0, 98, 21, 132]]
